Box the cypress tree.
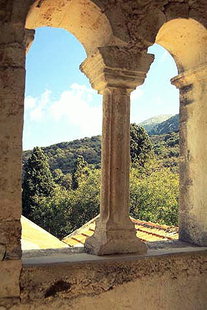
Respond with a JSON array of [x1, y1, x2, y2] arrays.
[[130, 123, 154, 166], [72, 155, 88, 190], [22, 147, 55, 218]]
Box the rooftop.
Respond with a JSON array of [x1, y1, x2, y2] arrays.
[[63, 216, 179, 247], [21, 216, 68, 250]]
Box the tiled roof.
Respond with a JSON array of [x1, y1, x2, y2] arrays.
[[21, 216, 69, 250], [62, 216, 178, 247]]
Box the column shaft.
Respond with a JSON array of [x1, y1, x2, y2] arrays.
[[100, 88, 131, 228], [85, 87, 147, 255]]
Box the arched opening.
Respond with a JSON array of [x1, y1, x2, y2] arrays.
[[26, 0, 115, 55], [156, 18, 207, 72], [22, 0, 115, 250], [155, 18, 207, 246], [22, 26, 103, 250], [130, 44, 180, 236]]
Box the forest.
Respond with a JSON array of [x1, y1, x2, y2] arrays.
[[22, 117, 179, 239]]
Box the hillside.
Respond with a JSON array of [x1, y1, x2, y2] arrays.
[[23, 129, 179, 175], [23, 135, 101, 174], [139, 114, 172, 132], [151, 131, 179, 171], [149, 114, 179, 135]]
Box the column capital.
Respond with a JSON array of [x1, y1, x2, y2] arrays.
[[24, 29, 35, 53], [80, 46, 154, 94], [171, 64, 207, 89]]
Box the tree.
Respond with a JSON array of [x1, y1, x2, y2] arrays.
[[22, 147, 55, 218], [130, 164, 179, 226], [67, 167, 100, 232], [31, 166, 101, 238], [30, 187, 72, 238], [130, 123, 154, 166], [72, 155, 89, 190], [52, 169, 72, 190]]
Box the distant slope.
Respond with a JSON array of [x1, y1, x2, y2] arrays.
[[23, 135, 101, 174], [139, 114, 172, 132], [149, 114, 179, 135], [23, 116, 180, 175]]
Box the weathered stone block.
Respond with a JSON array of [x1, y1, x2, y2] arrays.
[[0, 260, 21, 298], [0, 24, 25, 45], [165, 3, 189, 20], [0, 44, 25, 67], [0, 68, 25, 97], [0, 197, 21, 222], [0, 100, 23, 221], [0, 220, 21, 259], [0, 297, 20, 309]]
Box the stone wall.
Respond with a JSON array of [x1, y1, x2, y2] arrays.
[[18, 249, 207, 310]]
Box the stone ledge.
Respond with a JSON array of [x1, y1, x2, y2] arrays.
[[22, 239, 206, 262], [20, 245, 207, 304], [22, 244, 207, 266]]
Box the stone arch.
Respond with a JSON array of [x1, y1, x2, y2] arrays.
[[155, 18, 207, 73], [26, 0, 117, 55], [152, 18, 207, 246]]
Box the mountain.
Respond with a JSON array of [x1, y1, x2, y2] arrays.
[[149, 114, 179, 135], [139, 114, 172, 132]]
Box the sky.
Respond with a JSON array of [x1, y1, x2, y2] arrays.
[[24, 27, 179, 150]]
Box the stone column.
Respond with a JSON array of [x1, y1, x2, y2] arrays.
[[0, 22, 26, 306], [81, 46, 154, 255], [171, 65, 207, 246]]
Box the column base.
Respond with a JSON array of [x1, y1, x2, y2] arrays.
[[84, 228, 147, 256]]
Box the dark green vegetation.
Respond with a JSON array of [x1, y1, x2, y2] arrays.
[[23, 136, 101, 174], [22, 147, 55, 218], [22, 122, 179, 239], [130, 124, 154, 166], [151, 131, 179, 172]]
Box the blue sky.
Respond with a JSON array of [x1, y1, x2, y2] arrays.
[[24, 27, 179, 150]]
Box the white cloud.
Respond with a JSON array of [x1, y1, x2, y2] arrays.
[[24, 96, 36, 110], [24, 84, 102, 137], [26, 89, 52, 121], [50, 84, 102, 136]]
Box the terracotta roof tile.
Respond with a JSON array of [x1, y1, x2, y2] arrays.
[[63, 216, 179, 247]]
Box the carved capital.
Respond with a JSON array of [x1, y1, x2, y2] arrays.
[[80, 46, 154, 94], [24, 29, 35, 53], [171, 64, 207, 89]]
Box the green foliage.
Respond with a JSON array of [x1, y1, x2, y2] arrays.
[[66, 168, 100, 233], [72, 155, 89, 190], [151, 131, 179, 172], [130, 123, 154, 166], [29, 187, 72, 238], [52, 169, 72, 190], [30, 168, 100, 238], [23, 135, 102, 174], [130, 161, 179, 226], [22, 147, 55, 218]]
